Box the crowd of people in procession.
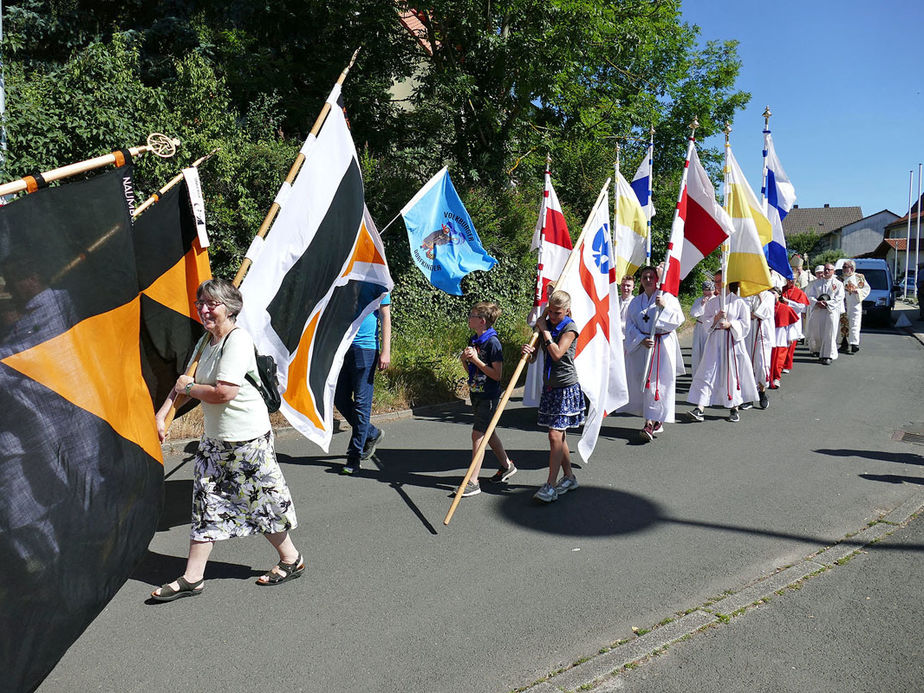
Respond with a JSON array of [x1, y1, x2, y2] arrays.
[[150, 253, 874, 600]]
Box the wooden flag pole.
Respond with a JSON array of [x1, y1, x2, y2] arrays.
[[132, 148, 220, 219], [443, 179, 610, 526], [0, 133, 180, 197], [232, 46, 361, 288], [162, 48, 361, 434], [640, 118, 698, 391]]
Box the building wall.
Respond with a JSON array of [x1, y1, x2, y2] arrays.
[[840, 210, 899, 256]]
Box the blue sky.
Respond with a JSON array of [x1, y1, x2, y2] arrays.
[[682, 0, 924, 218]]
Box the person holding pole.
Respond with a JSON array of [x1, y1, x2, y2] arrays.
[[686, 272, 759, 423], [459, 301, 516, 497], [152, 279, 301, 600], [622, 265, 685, 442], [521, 290, 585, 503]]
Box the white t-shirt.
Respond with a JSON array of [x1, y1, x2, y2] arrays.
[[193, 328, 271, 442]]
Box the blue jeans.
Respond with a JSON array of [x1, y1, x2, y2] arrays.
[[334, 346, 380, 463]]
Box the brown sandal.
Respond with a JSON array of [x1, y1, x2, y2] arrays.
[[256, 554, 304, 586], [151, 576, 205, 602]]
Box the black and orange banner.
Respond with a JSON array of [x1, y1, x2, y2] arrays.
[[133, 179, 211, 409], [0, 167, 164, 691]]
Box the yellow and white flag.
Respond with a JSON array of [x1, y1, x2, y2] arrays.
[[725, 145, 773, 297], [613, 169, 649, 281]]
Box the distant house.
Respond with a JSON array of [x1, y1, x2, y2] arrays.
[[818, 210, 900, 257], [782, 204, 864, 243]]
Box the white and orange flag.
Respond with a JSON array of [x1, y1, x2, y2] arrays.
[[239, 84, 392, 451]]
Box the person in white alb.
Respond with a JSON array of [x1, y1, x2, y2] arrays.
[[686, 271, 759, 423], [839, 260, 870, 354], [622, 266, 685, 442], [618, 274, 635, 329], [744, 288, 774, 409], [806, 263, 845, 365], [689, 279, 715, 375]]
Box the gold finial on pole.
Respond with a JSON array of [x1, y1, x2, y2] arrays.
[[762, 105, 772, 130], [724, 120, 732, 145], [689, 116, 699, 139], [615, 140, 621, 170]]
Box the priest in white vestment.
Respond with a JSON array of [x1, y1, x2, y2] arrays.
[[805, 263, 845, 364]]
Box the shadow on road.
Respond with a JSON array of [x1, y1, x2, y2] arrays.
[[859, 473, 924, 486], [496, 486, 662, 537], [130, 550, 261, 588], [815, 448, 924, 466]]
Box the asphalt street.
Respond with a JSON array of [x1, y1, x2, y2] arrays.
[[38, 302, 924, 693]]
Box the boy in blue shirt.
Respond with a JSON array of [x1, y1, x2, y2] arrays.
[[459, 301, 515, 496]]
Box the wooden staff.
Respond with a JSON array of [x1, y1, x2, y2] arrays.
[[0, 133, 180, 197], [443, 179, 610, 526], [132, 148, 220, 218], [233, 46, 361, 287], [162, 48, 362, 433]]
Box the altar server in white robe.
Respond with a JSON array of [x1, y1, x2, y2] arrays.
[[623, 266, 685, 442], [745, 289, 775, 409], [689, 279, 715, 375], [687, 272, 759, 423], [806, 263, 845, 364], [839, 259, 870, 354]]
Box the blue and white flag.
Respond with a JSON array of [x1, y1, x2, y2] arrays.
[[401, 167, 497, 295], [762, 132, 796, 280], [630, 144, 656, 219]]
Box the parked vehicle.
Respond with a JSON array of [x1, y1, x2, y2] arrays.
[[849, 258, 894, 325], [894, 269, 919, 297]]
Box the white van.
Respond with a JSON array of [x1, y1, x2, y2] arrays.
[[835, 258, 894, 325]]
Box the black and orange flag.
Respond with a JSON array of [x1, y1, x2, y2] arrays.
[[133, 178, 211, 409], [0, 166, 164, 691]]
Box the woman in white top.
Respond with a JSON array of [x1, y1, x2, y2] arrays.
[[152, 279, 301, 601]]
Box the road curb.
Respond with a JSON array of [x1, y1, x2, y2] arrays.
[[522, 494, 924, 693]]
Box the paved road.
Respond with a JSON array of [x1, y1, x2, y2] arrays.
[[39, 308, 924, 692]]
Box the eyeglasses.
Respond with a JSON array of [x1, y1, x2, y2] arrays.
[[195, 299, 224, 310]]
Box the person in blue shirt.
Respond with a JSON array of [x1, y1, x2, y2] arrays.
[[459, 301, 516, 497], [335, 288, 391, 475]]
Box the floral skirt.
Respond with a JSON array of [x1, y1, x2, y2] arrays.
[[190, 432, 298, 542], [537, 383, 586, 430]]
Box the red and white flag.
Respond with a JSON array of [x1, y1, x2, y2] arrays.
[[528, 165, 572, 324], [524, 165, 572, 406], [660, 144, 734, 296]]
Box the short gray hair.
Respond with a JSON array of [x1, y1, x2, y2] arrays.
[[197, 278, 243, 319]]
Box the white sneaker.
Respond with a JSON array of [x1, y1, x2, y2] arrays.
[[555, 475, 579, 495]]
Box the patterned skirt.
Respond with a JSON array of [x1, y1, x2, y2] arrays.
[[190, 432, 298, 542], [537, 383, 586, 430]]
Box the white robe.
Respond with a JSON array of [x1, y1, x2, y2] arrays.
[[622, 291, 685, 423], [689, 296, 711, 375], [842, 272, 871, 345], [746, 291, 775, 388], [619, 296, 632, 330], [806, 277, 845, 360], [687, 293, 759, 409]]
